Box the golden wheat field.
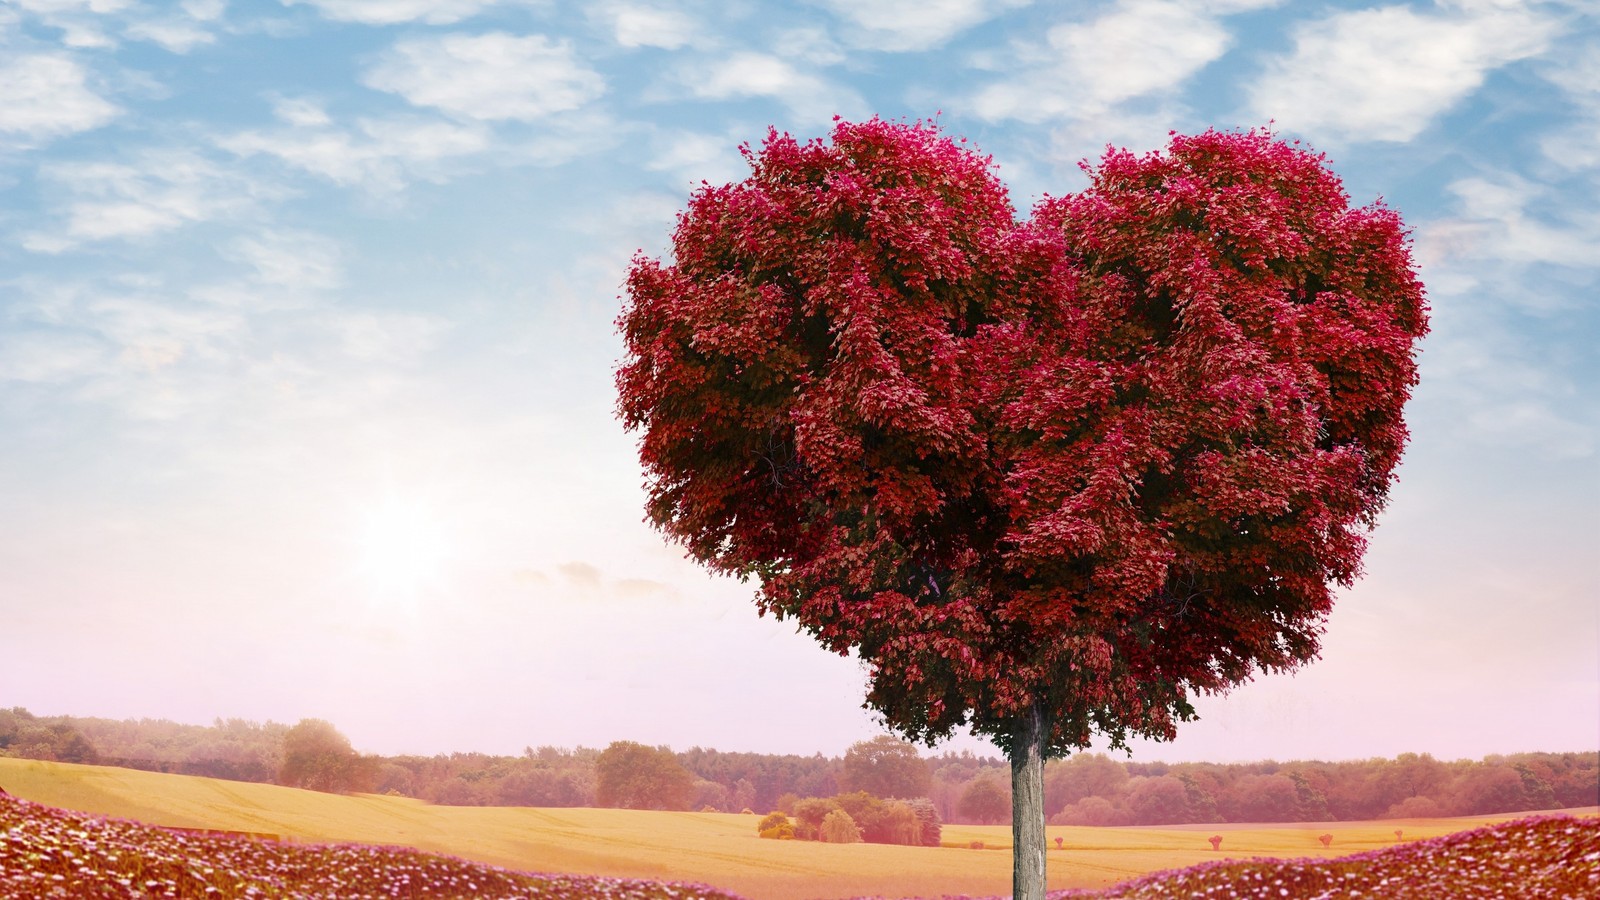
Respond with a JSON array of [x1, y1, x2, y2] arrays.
[[1, 757, 1592, 900]]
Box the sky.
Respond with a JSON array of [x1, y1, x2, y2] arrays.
[[1, 0, 1595, 766]]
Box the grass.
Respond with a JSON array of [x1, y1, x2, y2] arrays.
[[2, 757, 1594, 900]]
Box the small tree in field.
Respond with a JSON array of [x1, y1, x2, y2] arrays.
[[618, 119, 1426, 900], [821, 809, 863, 843], [959, 773, 1011, 824], [595, 741, 694, 811], [279, 719, 374, 794], [839, 735, 932, 800]]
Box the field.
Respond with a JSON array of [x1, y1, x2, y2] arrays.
[[2, 757, 1595, 899]]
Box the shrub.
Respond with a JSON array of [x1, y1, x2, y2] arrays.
[[793, 797, 840, 842], [1383, 795, 1443, 819], [904, 797, 942, 847], [877, 800, 922, 846], [832, 791, 891, 841], [1051, 795, 1132, 827], [758, 823, 795, 840], [969, 840, 985, 850], [756, 812, 789, 834], [820, 809, 862, 844]]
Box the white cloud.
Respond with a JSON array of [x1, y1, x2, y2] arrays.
[[1415, 174, 1600, 279], [1538, 41, 1600, 171], [0, 330, 110, 384], [770, 25, 845, 65], [330, 311, 446, 363], [24, 151, 262, 251], [811, 0, 1031, 51], [1248, 2, 1557, 144], [125, 19, 215, 53], [363, 32, 605, 122], [1418, 323, 1596, 461], [227, 230, 343, 290], [8, 0, 131, 11], [89, 294, 248, 368], [182, 0, 227, 21], [595, 2, 699, 50], [1411, 170, 1598, 461], [970, 0, 1231, 123], [686, 51, 866, 124], [0, 53, 119, 141], [8, 0, 129, 47], [1464, 403, 1593, 459], [271, 96, 333, 128], [3, 277, 248, 390], [220, 114, 491, 192], [282, 0, 501, 25], [646, 128, 746, 188]]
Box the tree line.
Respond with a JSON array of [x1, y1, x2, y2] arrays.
[[2, 708, 1593, 825]]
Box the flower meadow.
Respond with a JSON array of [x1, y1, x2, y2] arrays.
[[0, 793, 742, 899], [2, 791, 1595, 899], [904, 815, 1598, 900]]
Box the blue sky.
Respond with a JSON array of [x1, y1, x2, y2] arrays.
[[1, 0, 1595, 763]]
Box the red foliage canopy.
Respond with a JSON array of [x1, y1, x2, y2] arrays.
[[617, 119, 1426, 757]]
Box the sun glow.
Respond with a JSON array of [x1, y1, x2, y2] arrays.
[[354, 496, 453, 604]]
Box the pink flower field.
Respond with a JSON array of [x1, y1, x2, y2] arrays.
[[2, 791, 1595, 899], [0, 793, 742, 899], [1038, 814, 1599, 900]]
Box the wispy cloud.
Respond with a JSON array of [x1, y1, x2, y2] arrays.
[[220, 103, 492, 193], [592, 1, 703, 50], [7, 0, 131, 48], [811, 0, 1031, 51], [768, 25, 846, 66], [363, 32, 606, 121], [0, 328, 111, 385], [281, 0, 504, 25], [966, 0, 1253, 175], [1247, 0, 1557, 144], [124, 18, 216, 53], [1412, 169, 1598, 460], [0, 53, 120, 143], [23, 150, 266, 251], [226, 229, 343, 290], [329, 310, 445, 364], [644, 127, 748, 188], [682, 51, 866, 125], [1, 276, 246, 402], [1537, 39, 1600, 171], [970, 0, 1232, 124], [1436, 175, 1598, 270], [10, 0, 228, 51], [1415, 172, 1600, 308]]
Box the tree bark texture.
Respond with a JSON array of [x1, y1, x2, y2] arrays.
[[1010, 702, 1047, 900]]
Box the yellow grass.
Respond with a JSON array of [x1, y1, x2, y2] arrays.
[[2, 757, 1593, 900]]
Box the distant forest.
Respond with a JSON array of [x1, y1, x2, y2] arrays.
[[2, 707, 1594, 826]]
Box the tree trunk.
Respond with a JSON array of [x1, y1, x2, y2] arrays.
[[1010, 701, 1047, 900]]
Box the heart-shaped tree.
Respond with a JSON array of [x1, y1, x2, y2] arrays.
[[617, 118, 1427, 899]]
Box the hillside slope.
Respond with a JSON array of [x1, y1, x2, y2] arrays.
[[2, 757, 1595, 900], [4, 791, 1597, 899]]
